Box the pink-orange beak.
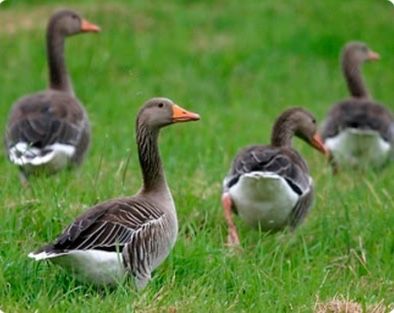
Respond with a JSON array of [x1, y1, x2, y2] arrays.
[[81, 19, 101, 33], [172, 104, 200, 123], [367, 50, 380, 61], [311, 133, 330, 156]]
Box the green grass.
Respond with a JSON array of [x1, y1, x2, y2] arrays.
[[1, 0, 394, 312]]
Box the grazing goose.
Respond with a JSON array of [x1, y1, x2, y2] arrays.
[[321, 42, 394, 169], [28, 98, 200, 288], [5, 10, 100, 180], [222, 108, 328, 246]]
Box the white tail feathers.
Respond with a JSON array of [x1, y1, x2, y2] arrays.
[[9, 142, 75, 168], [28, 251, 66, 261]]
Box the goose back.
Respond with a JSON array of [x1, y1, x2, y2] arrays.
[[224, 145, 310, 196], [321, 99, 393, 141]]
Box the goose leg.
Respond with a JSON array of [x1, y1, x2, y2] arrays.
[[222, 192, 240, 247], [135, 273, 151, 290], [19, 168, 30, 188], [328, 152, 339, 175]]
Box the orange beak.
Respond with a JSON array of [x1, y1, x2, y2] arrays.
[[172, 104, 200, 123], [81, 19, 101, 33], [367, 50, 380, 61], [311, 133, 330, 156]]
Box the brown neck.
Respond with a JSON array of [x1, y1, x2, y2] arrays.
[[46, 26, 74, 94], [136, 122, 167, 193], [271, 118, 295, 147], [342, 57, 369, 99]]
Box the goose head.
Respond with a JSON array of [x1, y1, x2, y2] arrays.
[[137, 98, 200, 130], [272, 108, 328, 155], [48, 10, 100, 37], [342, 42, 380, 66]]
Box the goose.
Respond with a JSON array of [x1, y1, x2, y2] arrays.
[[5, 10, 100, 180], [222, 108, 328, 246], [28, 98, 200, 288], [321, 42, 394, 169]]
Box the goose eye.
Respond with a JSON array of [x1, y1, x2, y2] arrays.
[[312, 118, 316, 124], [158, 103, 164, 108]]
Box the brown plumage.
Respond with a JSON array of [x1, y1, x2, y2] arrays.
[[321, 42, 394, 169], [222, 108, 327, 246], [28, 98, 200, 289], [4, 10, 100, 179]]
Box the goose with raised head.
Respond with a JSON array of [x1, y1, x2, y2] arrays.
[[222, 108, 328, 246], [28, 98, 200, 288], [321, 42, 394, 169], [5, 10, 100, 180]]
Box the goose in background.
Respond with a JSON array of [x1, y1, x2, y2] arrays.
[[321, 42, 394, 170], [5, 10, 100, 181], [222, 108, 328, 246], [28, 98, 200, 289]]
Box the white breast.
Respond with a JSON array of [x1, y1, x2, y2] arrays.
[[9, 142, 75, 172], [229, 171, 300, 230], [30, 250, 126, 286], [325, 128, 391, 167]]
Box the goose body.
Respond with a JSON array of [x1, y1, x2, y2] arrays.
[[5, 10, 100, 178], [325, 127, 391, 167], [6, 90, 90, 175], [222, 108, 327, 246], [228, 171, 302, 230], [28, 98, 200, 288], [29, 196, 177, 288], [321, 42, 394, 169]]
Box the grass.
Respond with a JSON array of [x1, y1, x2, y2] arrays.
[[0, 0, 394, 312]]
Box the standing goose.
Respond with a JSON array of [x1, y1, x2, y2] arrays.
[[321, 42, 394, 169], [5, 10, 100, 180], [222, 108, 328, 246], [28, 98, 200, 288]]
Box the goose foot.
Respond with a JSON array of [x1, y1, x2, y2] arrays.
[[226, 228, 240, 247], [222, 193, 241, 247]]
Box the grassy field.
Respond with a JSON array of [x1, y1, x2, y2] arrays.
[[1, 0, 394, 312]]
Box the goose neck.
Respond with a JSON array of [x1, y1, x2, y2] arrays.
[[271, 120, 294, 147], [136, 123, 169, 194], [46, 27, 74, 95], [342, 56, 369, 99]]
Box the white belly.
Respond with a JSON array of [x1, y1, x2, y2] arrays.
[[9, 142, 75, 173], [325, 128, 391, 168], [229, 171, 300, 230], [50, 250, 126, 286]]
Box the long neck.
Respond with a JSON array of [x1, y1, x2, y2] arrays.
[[47, 27, 74, 95], [136, 122, 167, 193], [271, 119, 295, 147], [342, 57, 369, 99]]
